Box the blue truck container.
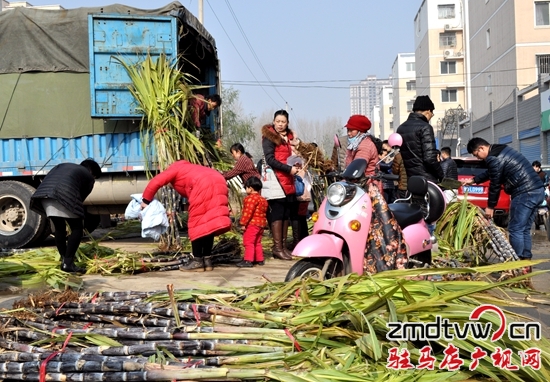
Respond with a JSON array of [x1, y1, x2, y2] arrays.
[[0, 3, 220, 248]]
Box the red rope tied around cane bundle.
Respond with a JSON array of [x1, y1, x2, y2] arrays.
[[39, 332, 73, 382], [192, 304, 201, 326]]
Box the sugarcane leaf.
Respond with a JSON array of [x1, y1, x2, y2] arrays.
[[84, 334, 123, 347]]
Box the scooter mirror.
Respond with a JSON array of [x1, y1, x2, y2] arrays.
[[388, 133, 403, 149], [333, 134, 341, 148], [341, 158, 367, 179]]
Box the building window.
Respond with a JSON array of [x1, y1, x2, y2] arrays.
[[406, 62, 416, 71], [439, 32, 457, 48], [438, 4, 456, 19], [440, 61, 457, 74], [406, 101, 414, 112], [538, 54, 550, 75], [389, 121, 394, 130], [441, 89, 458, 102], [406, 80, 416, 91], [389, 107, 393, 115], [535, 1, 550, 26], [486, 28, 491, 48]]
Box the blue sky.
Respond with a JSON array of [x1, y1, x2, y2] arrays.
[[30, 0, 422, 124]]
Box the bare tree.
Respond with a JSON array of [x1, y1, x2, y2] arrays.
[[292, 116, 344, 159]]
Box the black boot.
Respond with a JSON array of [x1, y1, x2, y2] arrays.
[[204, 256, 213, 272], [61, 259, 86, 274], [236, 259, 253, 268], [290, 219, 301, 249], [270, 221, 293, 260], [281, 219, 293, 257], [180, 257, 205, 272]]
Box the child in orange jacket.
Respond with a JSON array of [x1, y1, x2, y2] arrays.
[[238, 177, 268, 267]]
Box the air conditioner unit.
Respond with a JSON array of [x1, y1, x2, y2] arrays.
[[444, 49, 454, 58], [444, 24, 452, 31], [455, 51, 463, 58]]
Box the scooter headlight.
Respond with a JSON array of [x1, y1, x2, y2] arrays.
[[327, 182, 356, 206]]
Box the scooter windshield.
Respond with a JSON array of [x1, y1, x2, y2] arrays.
[[341, 159, 367, 180]]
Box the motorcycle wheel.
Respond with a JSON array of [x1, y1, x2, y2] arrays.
[[285, 258, 343, 282]]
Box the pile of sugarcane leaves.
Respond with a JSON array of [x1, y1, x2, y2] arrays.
[[0, 263, 549, 381], [0, 234, 242, 291]]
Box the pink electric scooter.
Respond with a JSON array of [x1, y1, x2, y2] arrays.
[[285, 133, 447, 281]]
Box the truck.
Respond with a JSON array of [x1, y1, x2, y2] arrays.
[[0, 2, 220, 248]]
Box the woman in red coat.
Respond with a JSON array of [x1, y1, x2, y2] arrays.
[[261, 110, 299, 260], [141, 161, 231, 271]]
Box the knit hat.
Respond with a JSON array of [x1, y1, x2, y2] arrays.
[[345, 115, 372, 132], [412, 95, 435, 112]]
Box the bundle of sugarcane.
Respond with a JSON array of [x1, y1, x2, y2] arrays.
[[0, 248, 82, 291], [436, 199, 517, 267], [1, 263, 549, 381]]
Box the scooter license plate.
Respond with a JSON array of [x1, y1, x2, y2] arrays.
[[462, 186, 483, 194]]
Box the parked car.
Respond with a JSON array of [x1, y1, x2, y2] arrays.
[[453, 157, 511, 227]]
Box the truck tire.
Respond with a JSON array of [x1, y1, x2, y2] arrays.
[[28, 218, 52, 246], [0, 181, 48, 249]]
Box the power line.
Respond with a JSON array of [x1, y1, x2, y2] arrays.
[[221, 81, 537, 91], [221, 0, 300, 125], [205, 0, 279, 108], [222, 64, 547, 86]]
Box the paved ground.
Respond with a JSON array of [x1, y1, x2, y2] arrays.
[[1, 228, 550, 338], [0, 233, 296, 310]]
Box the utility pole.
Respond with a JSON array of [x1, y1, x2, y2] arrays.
[[198, 0, 203, 24]]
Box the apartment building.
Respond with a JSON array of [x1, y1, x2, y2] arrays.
[[350, 75, 392, 122], [378, 85, 394, 140], [468, 0, 550, 119], [413, 0, 467, 130], [462, 0, 550, 161], [1, 1, 62, 10], [391, 53, 417, 127]]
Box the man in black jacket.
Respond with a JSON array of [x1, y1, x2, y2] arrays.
[[31, 159, 102, 273], [440, 146, 458, 180], [396, 95, 444, 183], [462, 138, 544, 263]]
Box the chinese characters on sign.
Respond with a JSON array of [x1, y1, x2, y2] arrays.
[[387, 345, 541, 371], [386, 304, 541, 371]]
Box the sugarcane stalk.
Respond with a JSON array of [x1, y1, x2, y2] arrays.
[[43, 302, 268, 326], [157, 264, 183, 271], [19, 324, 294, 342], [0, 339, 47, 353], [0, 351, 143, 363], [0, 359, 147, 373], [0, 368, 271, 381], [79, 338, 291, 357]]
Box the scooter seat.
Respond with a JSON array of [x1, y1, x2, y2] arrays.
[[388, 203, 424, 229]]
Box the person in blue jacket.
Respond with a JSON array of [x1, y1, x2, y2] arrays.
[[462, 138, 544, 270]]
